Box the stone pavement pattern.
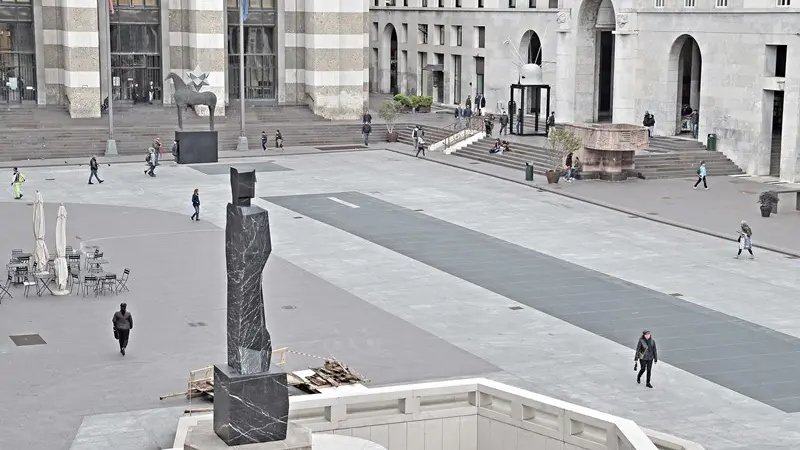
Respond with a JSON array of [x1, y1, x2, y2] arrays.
[[0, 151, 799, 449]]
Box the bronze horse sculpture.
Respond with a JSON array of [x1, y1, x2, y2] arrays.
[[165, 72, 217, 131]]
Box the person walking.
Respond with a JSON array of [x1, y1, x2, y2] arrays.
[[88, 157, 104, 184], [411, 125, 422, 150], [634, 330, 658, 388], [643, 111, 655, 137], [362, 122, 372, 146], [275, 130, 283, 149], [261, 131, 268, 151], [112, 302, 133, 356], [11, 167, 25, 199], [563, 152, 575, 182], [546, 111, 556, 136], [499, 111, 509, 135], [152, 137, 162, 165], [171, 140, 178, 160], [736, 220, 754, 259], [191, 188, 201, 221], [144, 148, 156, 177], [362, 108, 372, 124], [693, 161, 708, 190], [415, 136, 426, 158]]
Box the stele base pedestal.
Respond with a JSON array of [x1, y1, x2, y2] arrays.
[[213, 364, 290, 446], [184, 421, 311, 450], [175, 130, 219, 164]]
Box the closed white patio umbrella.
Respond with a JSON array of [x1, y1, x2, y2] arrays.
[[53, 204, 69, 295], [33, 191, 50, 273]]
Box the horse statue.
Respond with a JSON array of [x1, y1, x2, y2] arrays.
[[165, 72, 217, 131]]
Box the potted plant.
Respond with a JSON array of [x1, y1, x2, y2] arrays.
[[379, 99, 401, 142], [393, 94, 413, 112], [545, 129, 582, 184], [413, 95, 433, 113], [758, 190, 779, 217]]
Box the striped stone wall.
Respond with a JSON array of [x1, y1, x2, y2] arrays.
[[167, 0, 226, 116], [41, 0, 101, 117], [284, 0, 369, 120]]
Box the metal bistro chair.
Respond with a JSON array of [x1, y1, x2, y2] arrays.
[[70, 272, 80, 294], [116, 268, 130, 293], [68, 254, 81, 273], [82, 275, 99, 297], [0, 274, 12, 302], [13, 265, 29, 285], [99, 274, 117, 296], [20, 269, 37, 297]]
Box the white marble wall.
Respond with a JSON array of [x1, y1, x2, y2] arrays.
[[371, 4, 800, 181]]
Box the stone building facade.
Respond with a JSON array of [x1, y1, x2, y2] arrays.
[[1, 0, 368, 120], [369, 0, 800, 181]]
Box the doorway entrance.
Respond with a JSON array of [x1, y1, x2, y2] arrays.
[[770, 91, 783, 177], [669, 35, 702, 135], [0, 19, 37, 104], [110, 23, 161, 103], [227, 26, 277, 100], [380, 24, 398, 94], [575, 0, 616, 122]]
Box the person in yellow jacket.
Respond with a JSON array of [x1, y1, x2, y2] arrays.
[[11, 167, 25, 199]]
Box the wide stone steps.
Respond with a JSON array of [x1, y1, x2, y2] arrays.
[[0, 104, 365, 161], [397, 125, 452, 147], [635, 151, 744, 179]]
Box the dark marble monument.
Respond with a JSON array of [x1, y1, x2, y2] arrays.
[[213, 167, 290, 446]]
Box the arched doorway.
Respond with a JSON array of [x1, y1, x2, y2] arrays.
[[519, 30, 543, 114], [668, 35, 702, 136], [379, 24, 398, 95], [575, 0, 616, 122]]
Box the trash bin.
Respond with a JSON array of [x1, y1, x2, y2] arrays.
[[707, 133, 717, 151], [525, 162, 534, 181]]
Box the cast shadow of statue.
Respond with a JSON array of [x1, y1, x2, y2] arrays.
[[165, 72, 217, 131]]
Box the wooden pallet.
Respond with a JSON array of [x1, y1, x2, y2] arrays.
[[288, 360, 368, 394]]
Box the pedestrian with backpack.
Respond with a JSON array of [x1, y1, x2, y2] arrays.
[[11, 167, 25, 199], [693, 161, 708, 190]]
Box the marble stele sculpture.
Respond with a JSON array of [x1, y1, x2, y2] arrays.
[[213, 167, 290, 446]]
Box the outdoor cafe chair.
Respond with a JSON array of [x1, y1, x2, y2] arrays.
[[14, 266, 29, 285], [82, 275, 99, 297], [99, 274, 117, 296], [116, 269, 130, 293], [21, 270, 37, 298], [70, 272, 80, 294], [0, 275, 11, 302]]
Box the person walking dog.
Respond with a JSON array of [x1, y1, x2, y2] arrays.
[[634, 330, 658, 388], [112, 302, 133, 356], [191, 188, 200, 221]]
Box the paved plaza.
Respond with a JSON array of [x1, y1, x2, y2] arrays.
[[1, 150, 800, 450]]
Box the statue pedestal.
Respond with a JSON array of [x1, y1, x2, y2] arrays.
[[175, 131, 219, 164], [185, 420, 310, 450], [213, 365, 289, 446]]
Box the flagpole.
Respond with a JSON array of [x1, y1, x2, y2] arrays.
[[104, 0, 117, 155], [235, 0, 248, 151]]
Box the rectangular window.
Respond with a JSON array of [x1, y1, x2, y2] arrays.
[[715, 0, 726, 5], [509, 0, 516, 6], [371, 22, 379, 41], [475, 26, 485, 48], [456, 0, 462, 6], [478, 0, 484, 6], [529, 0, 536, 6], [401, 23, 408, 43], [434, 25, 444, 45], [766, 45, 788, 77], [654, 0, 664, 6], [683, 0, 695, 7], [475, 56, 484, 95], [452, 25, 462, 46], [453, 54, 462, 104], [776, 0, 790, 5], [438, 0, 444, 6], [418, 24, 428, 44], [548, 0, 558, 6], [422, 0, 427, 6]]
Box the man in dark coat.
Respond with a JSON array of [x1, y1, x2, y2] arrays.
[[88, 156, 104, 184], [112, 302, 134, 356]]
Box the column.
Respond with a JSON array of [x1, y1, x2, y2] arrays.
[[183, 0, 226, 116], [283, 0, 305, 105], [303, 0, 369, 120], [61, 0, 101, 118], [97, 0, 110, 102], [554, 15, 574, 124], [611, 31, 638, 125], [780, 47, 800, 182], [689, 43, 700, 110], [33, 0, 46, 104]]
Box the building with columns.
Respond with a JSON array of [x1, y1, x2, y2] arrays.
[[369, 0, 800, 181], [0, 0, 368, 119]]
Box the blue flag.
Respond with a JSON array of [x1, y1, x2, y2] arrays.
[[242, 0, 248, 21]]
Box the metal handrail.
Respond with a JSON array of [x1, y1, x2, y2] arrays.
[[440, 117, 486, 151]]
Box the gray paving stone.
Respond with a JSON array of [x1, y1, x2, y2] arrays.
[[188, 161, 292, 175]]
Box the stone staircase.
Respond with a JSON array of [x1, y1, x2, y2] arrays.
[[0, 104, 365, 161], [399, 125, 744, 180], [397, 125, 452, 148]]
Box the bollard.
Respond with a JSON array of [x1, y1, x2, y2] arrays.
[[525, 162, 534, 181]]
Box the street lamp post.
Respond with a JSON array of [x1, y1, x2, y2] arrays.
[[235, 0, 248, 151], [103, 0, 117, 156]]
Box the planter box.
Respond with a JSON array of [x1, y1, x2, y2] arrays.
[[386, 131, 399, 142], [416, 106, 431, 113]]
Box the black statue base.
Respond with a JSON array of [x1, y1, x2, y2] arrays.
[[175, 130, 219, 164], [213, 364, 289, 446]]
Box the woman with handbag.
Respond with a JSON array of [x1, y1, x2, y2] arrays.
[[634, 330, 658, 388], [112, 303, 134, 356], [736, 221, 754, 259]]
